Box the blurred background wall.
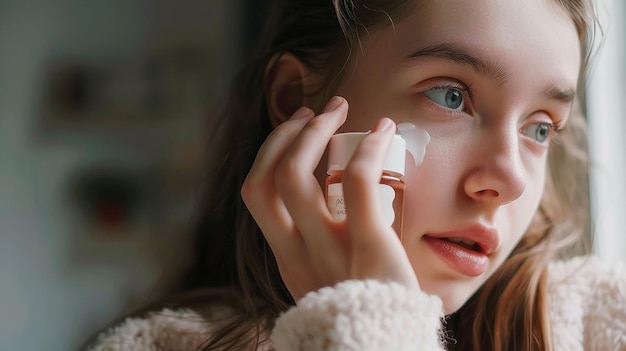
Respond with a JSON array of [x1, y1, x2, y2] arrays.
[[0, 0, 259, 350], [587, 0, 626, 265]]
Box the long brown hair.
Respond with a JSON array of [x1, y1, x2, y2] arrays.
[[182, 0, 599, 350]]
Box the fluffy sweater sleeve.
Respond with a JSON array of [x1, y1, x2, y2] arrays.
[[547, 256, 626, 350], [87, 256, 626, 350], [271, 280, 445, 351], [86, 308, 214, 351], [87, 280, 445, 351]]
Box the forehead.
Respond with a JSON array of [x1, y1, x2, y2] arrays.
[[354, 0, 581, 89]]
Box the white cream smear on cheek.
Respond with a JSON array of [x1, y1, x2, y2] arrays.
[[397, 122, 431, 166]]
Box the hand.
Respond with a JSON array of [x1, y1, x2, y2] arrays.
[[241, 96, 420, 302]]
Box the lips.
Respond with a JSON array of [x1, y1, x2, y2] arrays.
[[442, 237, 482, 251], [423, 224, 500, 276]]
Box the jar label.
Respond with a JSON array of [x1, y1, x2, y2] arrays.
[[327, 183, 346, 219], [326, 183, 395, 226]]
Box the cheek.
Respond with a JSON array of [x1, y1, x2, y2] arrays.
[[504, 163, 546, 236], [507, 152, 547, 221], [336, 95, 387, 132], [400, 135, 548, 242], [493, 182, 544, 260], [335, 77, 406, 133], [401, 141, 464, 232]]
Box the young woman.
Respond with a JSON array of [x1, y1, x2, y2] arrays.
[[88, 0, 626, 350]]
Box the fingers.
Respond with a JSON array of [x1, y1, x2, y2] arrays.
[[275, 97, 348, 236], [343, 118, 398, 237], [340, 118, 418, 288], [242, 106, 315, 249], [243, 96, 421, 297], [243, 96, 351, 299]]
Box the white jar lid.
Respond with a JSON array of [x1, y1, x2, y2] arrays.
[[327, 132, 406, 177]]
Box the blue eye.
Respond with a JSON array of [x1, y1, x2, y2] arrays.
[[424, 87, 465, 110], [523, 123, 553, 143]]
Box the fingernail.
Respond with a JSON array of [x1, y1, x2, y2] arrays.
[[323, 96, 345, 113], [291, 106, 313, 120], [373, 117, 394, 133]]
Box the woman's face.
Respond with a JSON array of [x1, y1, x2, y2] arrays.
[[332, 0, 581, 313]]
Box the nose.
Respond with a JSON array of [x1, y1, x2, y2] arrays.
[[463, 128, 526, 206]]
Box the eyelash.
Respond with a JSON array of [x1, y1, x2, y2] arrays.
[[422, 81, 567, 143], [437, 82, 475, 98], [424, 82, 475, 113], [545, 119, 566, 141], [550, 119, 565, 133]]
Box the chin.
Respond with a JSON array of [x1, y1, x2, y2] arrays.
[[421, 281, 481, 315], [440, 296, 471, 315]]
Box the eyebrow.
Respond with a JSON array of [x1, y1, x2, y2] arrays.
[[406, 43, 509, 84], [543, 84, 576, 104], [406, 42, 576, 104]]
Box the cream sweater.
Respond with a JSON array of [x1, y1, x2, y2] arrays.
[[89, 256, 626, 350]]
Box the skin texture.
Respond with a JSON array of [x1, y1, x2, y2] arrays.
[[242, 0, 581, 314]]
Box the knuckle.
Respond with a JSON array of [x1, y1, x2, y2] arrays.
[[240, 180, 252, 201], [361, 134, 389, 153], [342, 136, 390, 186], [267, 122, 292, 139], [276, 158, 304, 184], [303, 116, 329, 133], [240, 177, 263, 206], [343, 164, 374, 186]]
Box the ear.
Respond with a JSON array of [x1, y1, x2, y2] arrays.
[[265, 53, 316, 127]]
